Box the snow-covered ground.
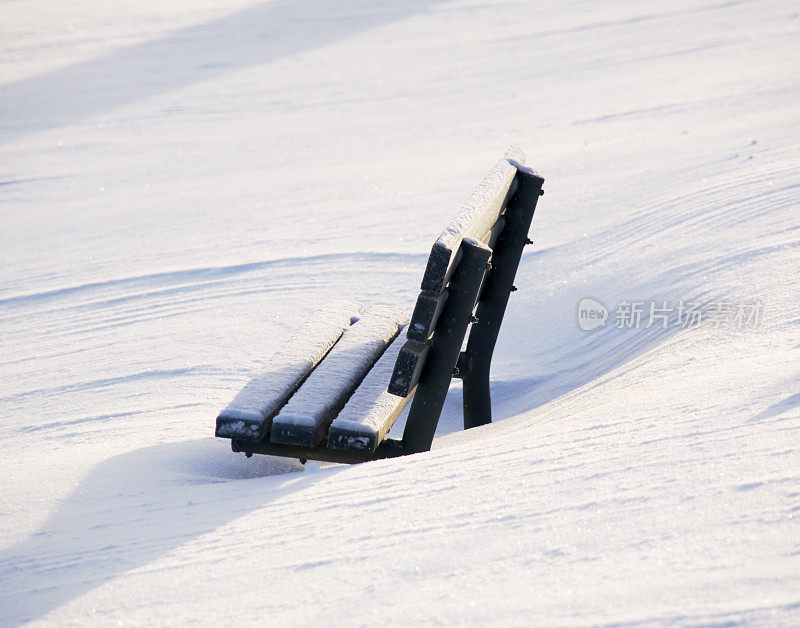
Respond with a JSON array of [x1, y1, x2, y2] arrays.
[[1, 0, 799, 624]]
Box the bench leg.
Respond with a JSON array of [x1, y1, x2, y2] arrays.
[[461, 170, 545, 429], [399, 239, 492, 455]]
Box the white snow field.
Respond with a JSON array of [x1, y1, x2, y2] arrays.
[[1, 0, 799, 624]]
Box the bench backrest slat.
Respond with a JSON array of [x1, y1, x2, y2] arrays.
[[406, 288, 449, 343], [387, 338, 431, 398], [420, 146, 525, 295]]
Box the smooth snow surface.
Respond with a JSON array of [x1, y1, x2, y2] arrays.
[[1, 0, 799, 625]]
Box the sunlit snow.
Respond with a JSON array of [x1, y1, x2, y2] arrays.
[[1, 0, 798, 624]]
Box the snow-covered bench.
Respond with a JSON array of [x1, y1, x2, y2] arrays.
[[215, 147, 544, 463]]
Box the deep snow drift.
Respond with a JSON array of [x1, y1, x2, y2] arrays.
[[1, 0, 799, 624]]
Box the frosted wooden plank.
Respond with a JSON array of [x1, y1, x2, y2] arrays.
[[269, 305, 409, 447], [215, 300, 362, 442], [420, 146, 524, 294], [327, 330, 413, 454], [388, 338, 430, 397], [407, 288, 448, 342]]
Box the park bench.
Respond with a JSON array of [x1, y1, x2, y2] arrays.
[[215, 147, 544, 463]]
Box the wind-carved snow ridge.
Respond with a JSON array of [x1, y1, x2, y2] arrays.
[[328, 325, 412, 453], [216, 300, 362, 438], [270, 305, 409, 447]]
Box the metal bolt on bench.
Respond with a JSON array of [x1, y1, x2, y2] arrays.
[[215, 147, 544, 463]]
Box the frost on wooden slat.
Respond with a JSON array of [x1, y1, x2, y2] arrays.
[[215, 300, 363, 441], [406, 288, 448, 342], [420, 146, 524, 294], [327, 328, 413, 454], [388, 338, 430, 398], [269, 305, 409, 448]]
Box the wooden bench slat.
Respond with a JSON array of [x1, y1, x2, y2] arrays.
[[387, 338, 430, 397], [420, 146, 524, 295], [215, 300, 362, 441], [405, 215, 505, 346], [269, 305, 409, 448], [327, 329, 413, 454], [406, 288, 448, 342]]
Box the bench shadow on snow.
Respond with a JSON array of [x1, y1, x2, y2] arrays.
[[1, 0, 443, 144], [0, 438, 337, 625]]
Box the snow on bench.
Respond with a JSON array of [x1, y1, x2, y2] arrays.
[[215, 300, 363, 441], [327, 327, 413, 454], [269, 305, 409, 448], [420, 146, 524, 295]]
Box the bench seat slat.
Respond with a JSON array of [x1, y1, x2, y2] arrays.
[[215, 300, 362, 441], [327, 330, 413, 454], [269, 305, 409, 448]]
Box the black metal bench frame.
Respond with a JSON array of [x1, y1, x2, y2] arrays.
[[221, 158, 544, 464]]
